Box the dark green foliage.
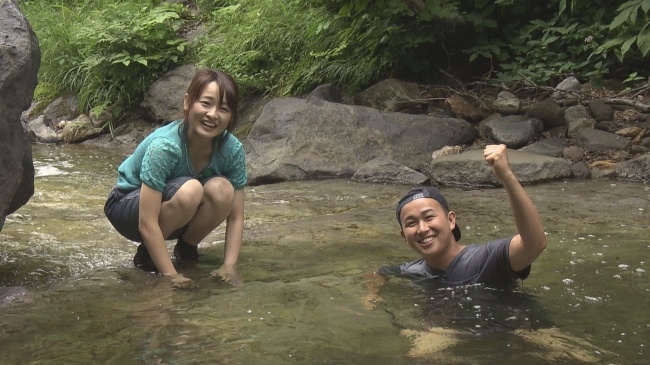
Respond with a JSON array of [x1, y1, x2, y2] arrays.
[[20, 0, 188, 125], [19, 0, 650, 112]]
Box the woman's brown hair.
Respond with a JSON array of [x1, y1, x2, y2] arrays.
[[178, 69, 240, 152]]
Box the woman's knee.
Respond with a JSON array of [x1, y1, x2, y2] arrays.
[[203, 177, 235, 206], [169, 179, 204, 212]]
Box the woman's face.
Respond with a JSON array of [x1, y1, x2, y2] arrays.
[[184, 81, 232, 141]]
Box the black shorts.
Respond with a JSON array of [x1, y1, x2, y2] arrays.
[[104, 176, 218, 242]]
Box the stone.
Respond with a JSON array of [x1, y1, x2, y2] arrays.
[[432, 146, 461, 159], [354, 78, 421, 112], [562, 146, 585, 163], [616, 153, 650, 182], [0, 0, 40, 230], [493, 91, 520, 115], [546, 126, 567, 138], [484, 115, 544, 148], [630, 145, 649, 155], [564, 105, 589, 125], [89, 107, 114, 128], [61, 114, 103, 143], [519, 138, 566, 157], [141, 64, 196, 123], [596, 120, 616, 132], [553, 76, 581, 99], [430, 149, 572, 188], [27, 115, 59, 143], [42, 95, 79, 125], [245, 98, 477, 184], [445, 95, 483, 123], [615, 126, 643, 138], [590, 160, 617, 170], [352, 157, 429, 185], [591, 168, 616, 179], [525, 98, 564, 130], [306, 83, 343, 103], [575, 129, 630, 152], [570, 161, 591, 179], [588, 100, 614, 122], [567, 118, 596, 139]]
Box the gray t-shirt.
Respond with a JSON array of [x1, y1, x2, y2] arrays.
[[380, 236, 531, 287]]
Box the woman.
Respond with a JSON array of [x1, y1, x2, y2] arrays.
[[104, 69, 247, 287]]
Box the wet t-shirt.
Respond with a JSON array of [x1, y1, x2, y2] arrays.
[[380, 236, 531, 287]]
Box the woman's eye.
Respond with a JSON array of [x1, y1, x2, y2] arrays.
[[220, 107, 230, 113], [200, 101, 210, 107]]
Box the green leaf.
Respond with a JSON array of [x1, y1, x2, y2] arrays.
[[593, 8, 605, 21], [559, 0, 566, 15], [643, 0, 650, 12], [469, 52, 478, 61], [475, 0, 488, 9], [617, 1, 642, 12], [136, 59, 148, 66], [545, 36, 559, 44], [610, 10, 631, 30], [637, 26, 650, 55], [484, 18, 497, 28], [630, 7, 638, 24], [621, 35, 637, 56]]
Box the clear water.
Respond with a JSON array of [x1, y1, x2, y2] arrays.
[[0, 144, 648, 364]]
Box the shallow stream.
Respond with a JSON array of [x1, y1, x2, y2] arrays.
[[0, 144, 648, 364]]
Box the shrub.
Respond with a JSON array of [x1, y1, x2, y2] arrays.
[[197, 0, 398, 95], [20, 0, 188, 126]]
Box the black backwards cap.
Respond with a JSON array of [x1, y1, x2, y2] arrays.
[[395, 186, 461, 241]]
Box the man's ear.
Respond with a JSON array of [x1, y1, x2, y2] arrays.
[[448, 210, 456, 229], [400, 230, 406, 242]]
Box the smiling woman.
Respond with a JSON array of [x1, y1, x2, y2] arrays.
[[103, 69, 247, 288]]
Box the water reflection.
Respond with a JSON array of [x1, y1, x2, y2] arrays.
[[0, 144, 648, 364]]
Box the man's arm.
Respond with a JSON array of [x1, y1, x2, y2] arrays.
[[484, 145, 546, 272]]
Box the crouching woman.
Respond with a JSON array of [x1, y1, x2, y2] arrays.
[[104, 69, 247, 287]]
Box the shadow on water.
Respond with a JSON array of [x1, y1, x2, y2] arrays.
[[0, 144, 648, 364]]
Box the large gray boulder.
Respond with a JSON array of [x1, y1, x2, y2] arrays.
[[141, 64, 196, 123], [245, 98, 477, 184], [616, 153, 650, 182], [430, 149, 572, 188], [0, 0, 40, 230]]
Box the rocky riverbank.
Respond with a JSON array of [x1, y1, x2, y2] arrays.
[[21, 64, 650, 188]]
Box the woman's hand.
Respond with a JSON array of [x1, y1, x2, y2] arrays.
[[166, 273, 197, 289], [210, 264, 243, 286]]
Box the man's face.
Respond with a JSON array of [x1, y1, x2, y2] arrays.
[[399, 198, 456, 259]]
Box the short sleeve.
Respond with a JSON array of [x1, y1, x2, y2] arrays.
[[140, 137, 182, 192], [223, 142, 248, 190]]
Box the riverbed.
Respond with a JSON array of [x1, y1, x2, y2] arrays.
[[0, 144, 648, 364]]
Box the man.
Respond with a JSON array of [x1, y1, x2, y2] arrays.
[[381, 144, 546, 287]]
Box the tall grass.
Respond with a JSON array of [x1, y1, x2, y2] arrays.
[[197, 0, 382, 96], [20, 0, 187, 122]]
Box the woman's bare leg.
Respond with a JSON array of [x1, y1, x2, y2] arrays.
[[158, 179, 204, 238], [181, 177, 235, 245]]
